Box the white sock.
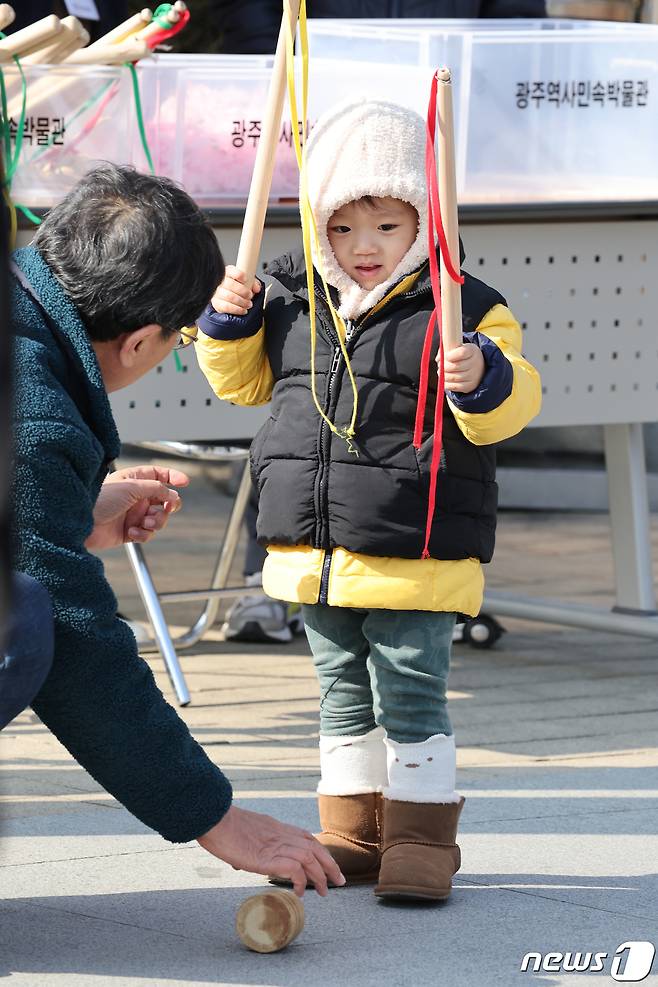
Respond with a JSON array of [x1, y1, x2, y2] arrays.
[[317, 725, 387, 796], [384, 733, 461, 804]]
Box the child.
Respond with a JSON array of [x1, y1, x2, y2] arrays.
[[196, 99, 541, 901]]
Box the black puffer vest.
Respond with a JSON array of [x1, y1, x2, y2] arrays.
[[250, 247, 506, 562]]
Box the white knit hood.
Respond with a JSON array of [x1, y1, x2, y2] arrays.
[[304, 99, 430, 320]]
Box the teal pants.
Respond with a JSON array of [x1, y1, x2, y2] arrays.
[[302, 604, 455, 744]]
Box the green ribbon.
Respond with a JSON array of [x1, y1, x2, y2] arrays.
[[153, 5, 176, 29], [124, 59, 183, 373], [126, 62, 154, 174], [0, 35, 42, 226]]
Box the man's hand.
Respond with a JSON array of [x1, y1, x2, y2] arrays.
[[85, 466, 190, 551], [211, 265, 262, 316], [198, 806, 346, 898], [443, 342, 486, 394]]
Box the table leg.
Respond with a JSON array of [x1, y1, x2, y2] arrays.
[[603, 422, 657, 614]]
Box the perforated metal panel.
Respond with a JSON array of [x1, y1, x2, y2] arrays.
[[463, 219, 658, 428], [109, 218, 658, 441]]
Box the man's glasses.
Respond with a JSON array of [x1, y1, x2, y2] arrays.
[[173, 327, 198, 350]]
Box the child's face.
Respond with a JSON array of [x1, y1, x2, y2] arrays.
[[327, 197, 419, 291]]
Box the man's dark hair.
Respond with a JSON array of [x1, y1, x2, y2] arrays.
[[34, 164, 224, 342]]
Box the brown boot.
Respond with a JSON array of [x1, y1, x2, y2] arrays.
[[269, 792, 382, 888], [374, 797, 465, 901], [315, 793, 382, 885]]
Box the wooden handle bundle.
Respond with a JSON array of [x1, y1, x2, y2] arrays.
[[23, 16, 89, 65], [435, 68, 462, 353], [235, 0, 302, 285], [67, 38, 150, 65], [0, 14, 62, 59]]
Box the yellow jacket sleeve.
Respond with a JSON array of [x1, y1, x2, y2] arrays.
[[195, 322, 274, 407], [448, 303, 541, 446]]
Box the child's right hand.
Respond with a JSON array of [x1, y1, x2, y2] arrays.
[[211, 265, 262, 316]]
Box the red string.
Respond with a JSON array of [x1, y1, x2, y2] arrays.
[[416, 71, 464, 559], [425, 76, 463, 286], [413, 308, 436, 448]]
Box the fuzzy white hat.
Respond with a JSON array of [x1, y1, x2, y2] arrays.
[[304, 98, 430, 320]]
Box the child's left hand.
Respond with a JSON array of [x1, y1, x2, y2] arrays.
[[442, 343, 485, 394]]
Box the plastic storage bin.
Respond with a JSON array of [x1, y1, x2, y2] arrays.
[[305, 18, 658, 204], [135, 54, 428, 206], [6, 63, 132, 209], [8, 20, 658, 209]]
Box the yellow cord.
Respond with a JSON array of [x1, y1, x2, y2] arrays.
[[283, 0, 359, 451]]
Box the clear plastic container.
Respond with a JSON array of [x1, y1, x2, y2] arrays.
[[142, 55, 428, 206], [7, 55, 273, 209], [305, 18, 658, 204], [9, 20, 658, 209], [133, 55, 273, 182], [8, 64, 131, 208], [463, 30, 658, 202]]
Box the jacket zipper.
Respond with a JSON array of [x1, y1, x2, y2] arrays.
[[317, 319, 358, 604], [314, 292, 431, 604], [319, 549, 332, 605], [347, 284, 432, 346], [313, 292, 343, 581]]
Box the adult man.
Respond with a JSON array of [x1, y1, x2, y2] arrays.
[[8, 164, 343, 896]]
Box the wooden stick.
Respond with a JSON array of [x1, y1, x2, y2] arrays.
[[23, 16, 89, 65], [435, 68, 463, 354], [235, 0, 301, 285], [88, 8, 152, 49], [65, 38, 150, 64], [134, 8, 179, 43], [0, 14, 62, 58], [0, 5, 15, 32]]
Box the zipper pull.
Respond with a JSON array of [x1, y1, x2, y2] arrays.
[[345, 319, 355, 343], [330, 348, 341, 374]]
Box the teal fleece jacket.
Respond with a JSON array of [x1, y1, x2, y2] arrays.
[[10, 247, 232, 841]]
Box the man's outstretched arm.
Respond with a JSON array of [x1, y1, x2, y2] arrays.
[[13, 423, 343, 892], [14, 419, 233, 842]]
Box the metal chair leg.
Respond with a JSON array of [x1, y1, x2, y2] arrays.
[[134, 455, 254, 653], [124, 541, 191, 706], [167, 455, 254, 649]]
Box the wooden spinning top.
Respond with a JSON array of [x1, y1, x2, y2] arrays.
[[236, 889, 305, 953]]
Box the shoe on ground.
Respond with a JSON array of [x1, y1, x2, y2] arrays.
[[222, 574, 293, 644], [270, 792, 382, 889], [374, 797, 465, 902]]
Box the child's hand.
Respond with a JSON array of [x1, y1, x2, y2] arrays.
[[211, 265, 262, 316], [443, 342, 485, 394]]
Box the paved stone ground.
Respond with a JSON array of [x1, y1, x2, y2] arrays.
[[1, 460, 657, 987]]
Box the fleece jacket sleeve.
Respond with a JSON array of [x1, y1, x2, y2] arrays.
[[13, 418, 232, 842]]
